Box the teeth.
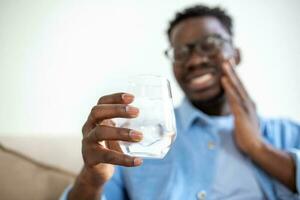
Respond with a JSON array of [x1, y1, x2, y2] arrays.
[[191, 74, 213, 85]]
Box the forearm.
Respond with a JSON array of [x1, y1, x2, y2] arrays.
[[68, 167, 106, 200], [248, 141, 296, 192]]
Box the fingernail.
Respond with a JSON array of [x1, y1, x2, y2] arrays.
[[129, 130, 143, 141], [122, 93, 134, 102], [133, 158, 143, 166], [125, 106, 139, 116]]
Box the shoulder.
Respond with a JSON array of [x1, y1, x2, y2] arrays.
[[260, 117, 300, 134], [260, 117, 300, 149]]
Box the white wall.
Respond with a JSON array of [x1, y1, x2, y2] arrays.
[[1, 0, 299, 137]]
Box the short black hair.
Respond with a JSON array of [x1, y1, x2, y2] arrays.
[[167, 5, 233, 40]]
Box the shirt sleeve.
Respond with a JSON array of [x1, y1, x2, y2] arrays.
[[59, 167, 127, 200], [59, 184, 108, 200], [289, 149, 300, 194], [59, 184, 73, 200], [102, 166, 129, 200], [283, 120, 300, 194], [262, 118, 300, 198]]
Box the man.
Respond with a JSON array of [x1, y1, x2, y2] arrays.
[[61, 5, 300, 200]]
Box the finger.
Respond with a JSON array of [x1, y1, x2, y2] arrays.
[[83, 104, 139, 133], [83, 93, 134, 135], [221, 76, 245, 116], [97, 93, 134, 105], [222, 61, 249, 101], [87, 125, 143, 143], [106, 141, 123, 153], [87, 147, 143, 167], [83, 119, 116, 136], [221, 76, 239, 105], [90, 104, 139, 123]]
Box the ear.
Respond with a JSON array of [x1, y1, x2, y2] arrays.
[[233, 48, 241, 66]]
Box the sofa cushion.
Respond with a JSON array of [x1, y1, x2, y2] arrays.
[[0, 143, 76, 200]]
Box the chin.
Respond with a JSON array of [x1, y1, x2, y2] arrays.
[[187, 87, 224, 105]]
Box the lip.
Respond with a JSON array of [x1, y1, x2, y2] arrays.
[[185, 71, 217, 91]]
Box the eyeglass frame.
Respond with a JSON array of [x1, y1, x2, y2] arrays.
[[164, 34, 233, 63]]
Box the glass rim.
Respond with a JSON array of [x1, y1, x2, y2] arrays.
[[127, 74, 170, 84]]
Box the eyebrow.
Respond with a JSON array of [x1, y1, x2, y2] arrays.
[[173, 33, 224, 48]]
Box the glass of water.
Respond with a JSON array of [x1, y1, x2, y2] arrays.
[[117, 75, 177, 159]]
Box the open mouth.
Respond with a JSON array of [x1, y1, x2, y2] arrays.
[[187, 73, 215, 91]]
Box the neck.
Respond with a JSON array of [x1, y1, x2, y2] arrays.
[[190, 92, 230, 116]]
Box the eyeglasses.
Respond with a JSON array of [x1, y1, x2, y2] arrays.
[[164, 34, 232, 63]]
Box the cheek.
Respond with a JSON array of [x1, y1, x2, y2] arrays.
[[211, 51, 232, 74], [211, 51, 227, 63], [173, 66, 182, 80], [218, 46, 235, 61]]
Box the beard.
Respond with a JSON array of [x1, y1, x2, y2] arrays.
[[189, 88, 227, 116]]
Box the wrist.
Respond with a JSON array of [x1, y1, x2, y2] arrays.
[[80, 166, 108, 188], [68, 167, 106, 200], [246, 139, 267, 158]]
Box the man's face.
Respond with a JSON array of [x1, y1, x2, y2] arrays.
[[169, 16, 238, 103]]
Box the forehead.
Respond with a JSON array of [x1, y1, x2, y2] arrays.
[[170, 16, 230, 46]]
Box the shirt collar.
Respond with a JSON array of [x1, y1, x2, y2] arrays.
[[178, 98, 212, 131], [177, 98, 233, 132]]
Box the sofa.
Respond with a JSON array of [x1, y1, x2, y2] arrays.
[[0, 136, 83, 200]]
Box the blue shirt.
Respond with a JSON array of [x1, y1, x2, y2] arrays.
[[61, 99, 300, 200], [208, 114, 264, 200]]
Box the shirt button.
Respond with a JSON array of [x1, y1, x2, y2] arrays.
[[197, 191, 206, 200], [207, 141, 215, 150]]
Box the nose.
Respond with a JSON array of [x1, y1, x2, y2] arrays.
[[184, 51, 209, 71]]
